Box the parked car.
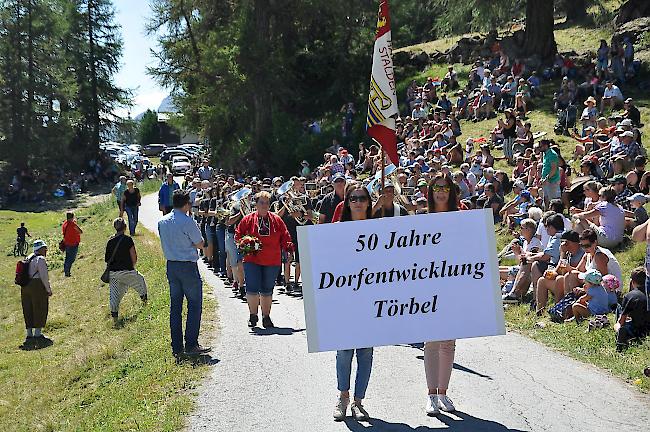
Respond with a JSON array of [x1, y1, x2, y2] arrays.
[[128, 144, 143, 153], [171, 156, 191, 175], [160, 148, 192, 162], [143, 143, 167, 156]]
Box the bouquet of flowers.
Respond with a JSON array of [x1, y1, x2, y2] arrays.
[[237, 235, 263, 256]]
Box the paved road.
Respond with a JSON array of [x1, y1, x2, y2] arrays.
[[139, 192, 650, 432]]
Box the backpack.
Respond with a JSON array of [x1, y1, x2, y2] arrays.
[[15, 255, 34, 287], [548, 292, 577, 323]]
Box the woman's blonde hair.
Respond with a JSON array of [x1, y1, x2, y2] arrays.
[[255, 190, 272, 201]]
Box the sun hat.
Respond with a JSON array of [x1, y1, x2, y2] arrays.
[[578, 269, 603, 285], [33, 239, 47, 253], [584, 96, 597, 105]]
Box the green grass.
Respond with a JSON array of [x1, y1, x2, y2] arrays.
[[0, 197, 215, 431], [395, 49, 650, 391]]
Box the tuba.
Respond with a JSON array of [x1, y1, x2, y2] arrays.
[[275, 180, 311, 225], [230, 187, 253, 217]]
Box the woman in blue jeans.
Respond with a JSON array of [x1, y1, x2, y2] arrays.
[[235, 191, 293, 329], [333, 183, 375, 422], [120, 180, 141, 236]]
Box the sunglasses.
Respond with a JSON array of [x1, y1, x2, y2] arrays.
[[349, 195, 369, 203], [431, 185, 450, 193], [579, 242, 592, 248]]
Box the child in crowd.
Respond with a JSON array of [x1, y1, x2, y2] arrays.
[[616, 267, 650, 351], [568, 269, 609, 323], [625, 193, 649, 229]]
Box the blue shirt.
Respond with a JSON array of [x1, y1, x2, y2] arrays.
[[587, 285, 610, 315], [158, 181, 180, 207], [543, 232, 563, 265], [158, 209, 203, 262]]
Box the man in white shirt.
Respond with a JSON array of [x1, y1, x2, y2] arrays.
[[601, 81, 624, 112]]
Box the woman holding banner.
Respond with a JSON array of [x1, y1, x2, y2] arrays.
[[424, 173, 458, 415], [333, 183, 374, 422]]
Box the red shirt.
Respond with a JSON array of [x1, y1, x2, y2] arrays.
[[62, 220, 81, 246], [235, 211, 293, 266], [331, 201, 344, 223]]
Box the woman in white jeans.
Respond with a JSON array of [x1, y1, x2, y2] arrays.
[[424, 172, 459, 415]]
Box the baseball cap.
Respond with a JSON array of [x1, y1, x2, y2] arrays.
[[620, 119, 633, 127], [578, 269, 603, 285], [519, 190, 531, 199], [621, 131, 634, 138], [417, 179, 428, 187], [627, 193, 650, 204], [331, 172, 346, 183], [33, 239, 47, 253], [560, 230, 580, 243], [610, 174, 627, 185], [513, 180, 526, 190]]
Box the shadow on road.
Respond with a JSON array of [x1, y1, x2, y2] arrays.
[[342, 411, 526, 431], [176, 354, 220, 366], [250, 327, 306, 336], [414, 355, 493, 381]]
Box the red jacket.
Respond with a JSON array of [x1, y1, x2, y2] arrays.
[[62, 220, 81, 246], [235, 211, 294, 266]]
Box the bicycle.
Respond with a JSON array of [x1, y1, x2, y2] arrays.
[[13, 238, 29, 257]]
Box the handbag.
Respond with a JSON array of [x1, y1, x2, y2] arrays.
[[101, 236, 124, 284]]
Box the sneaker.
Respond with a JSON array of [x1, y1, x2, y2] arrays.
[[248, 314, 258, 328], [19, 336, 35, 349], [239, 286, 246, 298], [262, 316, 274, 328], [333, 396, 349, 421], [436, 395, 456, 412], [33, 335, 53, 347], [185, 344, 212, 356], [350, 401, 370, 421], [426, 395, 440, 415], [502, 293, 520, 304]]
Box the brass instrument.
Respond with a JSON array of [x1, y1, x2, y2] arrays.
[[230, 187, 253, 217], [275, 180, 311, 225], [370, 164, 413, 208]]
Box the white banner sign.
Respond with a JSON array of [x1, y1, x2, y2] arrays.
[[297, 209, 505, 353]]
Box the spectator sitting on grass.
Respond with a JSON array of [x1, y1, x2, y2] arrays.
[[615, 267, 650, 352], [504, 213, 565, 304], [566, 269, 609, 323], [573, 186, 625, 249], [624, 193, 650, 230], [600, 81, 624, 113]]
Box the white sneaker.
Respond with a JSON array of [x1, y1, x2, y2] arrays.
[[333, 396, 349, 421], [426, 395, 440, 415], [436, 395, 456, 412], [350, 401, 369, 421]]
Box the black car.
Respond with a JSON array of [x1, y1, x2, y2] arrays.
[[143, 143, 167, 156]]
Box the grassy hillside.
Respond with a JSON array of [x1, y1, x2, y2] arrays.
[[395, 28, 650, 391], [0, 197, 215, 431]]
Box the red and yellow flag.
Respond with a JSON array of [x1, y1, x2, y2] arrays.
[[366, 0, 399, 165]]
